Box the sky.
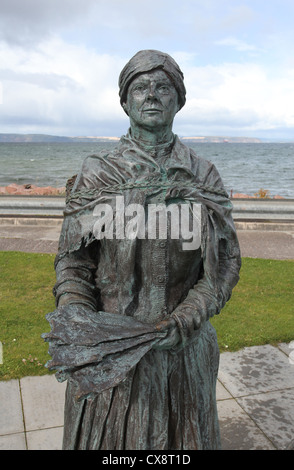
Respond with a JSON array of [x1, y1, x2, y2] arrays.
[[0, 0, 294, 140]]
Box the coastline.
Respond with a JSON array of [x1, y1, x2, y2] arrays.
[[0, 183, 286, 199], [0, 183, 66, 196]]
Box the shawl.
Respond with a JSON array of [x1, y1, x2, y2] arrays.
[[56, 132, 237, 263]]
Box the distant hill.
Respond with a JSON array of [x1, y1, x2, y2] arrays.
[[0, 134, 119, 143], [181, 136, 262, 143], [0, 133, 265, 143]]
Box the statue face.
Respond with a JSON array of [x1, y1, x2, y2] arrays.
[[124, 70, 179, 131]]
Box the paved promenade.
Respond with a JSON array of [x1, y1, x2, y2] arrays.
[[0, 220, 294, 259], [0, 220, 293, 450]]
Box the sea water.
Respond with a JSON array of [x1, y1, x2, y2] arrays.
[[0, 141, 293, 198]]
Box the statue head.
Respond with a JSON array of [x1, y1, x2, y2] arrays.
[[118, 50, 186, 135], [119, 50, 186, 113]]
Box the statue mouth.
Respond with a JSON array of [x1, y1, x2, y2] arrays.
[[143, 108, 162, 113]]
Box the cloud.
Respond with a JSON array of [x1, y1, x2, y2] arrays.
[[0, 0, 294, 139], [0, 0, 259, 54], [217, 4, 256, 32], [0, 69, 78, 91], [174, 61, 294, 136], [215, 36, 257, 52], [1, 34, 294, 138], [0, 0, 184, 50], [0, 0, 97, 46], [0, 36, 128, 135]]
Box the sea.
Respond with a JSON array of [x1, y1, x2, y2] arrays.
[[0, 141, 293, 198]]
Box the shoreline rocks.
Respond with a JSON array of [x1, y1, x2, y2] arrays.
[[0, 183, 66, 196], [0, 183, 285, 199], [232, 192, 284, 199]]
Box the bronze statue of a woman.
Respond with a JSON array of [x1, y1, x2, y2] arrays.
[[43, 50, 241, 450]]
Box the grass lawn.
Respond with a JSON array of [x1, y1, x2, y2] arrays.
[[0, 251, 293, 381], [0, 251, 56, 381], [210, 257, 294, 351]]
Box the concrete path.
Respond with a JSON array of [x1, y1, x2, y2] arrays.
[[0, 219, 294, 259], [0, 219, 293, 450]]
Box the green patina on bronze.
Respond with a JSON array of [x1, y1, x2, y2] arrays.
[[43, 50, 241, 450]]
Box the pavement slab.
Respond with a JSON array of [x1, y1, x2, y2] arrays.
[[217, 398, 276, 450], [218, 344, 294, 396], [236, 389, 294, 450], [218, 344, 294, 450], [20, 375, 66, 431], [26, 426, 64, 451], [0, 380, 24, 436]]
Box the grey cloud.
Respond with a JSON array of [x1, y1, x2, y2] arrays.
[[0, 114, 58, 128], [0, 111, 127, 138], [176, 106, 261, 132], [202, 109, 260, 127], [0, 69, 80, 91], [0, 0, 97, 46]]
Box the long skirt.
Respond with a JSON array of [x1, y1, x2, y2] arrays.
[[62, 321, 221, 450]]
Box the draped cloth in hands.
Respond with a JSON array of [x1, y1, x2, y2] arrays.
[[42, 304, 166, 401]]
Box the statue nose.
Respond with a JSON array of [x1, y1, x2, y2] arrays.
[[146, 86, 159, 101], [146, 94, 157, 102]]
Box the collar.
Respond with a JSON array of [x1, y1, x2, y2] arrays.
[[120, 130, 194, 176]]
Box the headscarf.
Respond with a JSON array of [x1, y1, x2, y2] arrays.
[[118, 49, 186, 111]]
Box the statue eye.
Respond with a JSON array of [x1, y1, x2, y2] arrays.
[[133, 84, 147, 93], [158, 84, 170, 93]]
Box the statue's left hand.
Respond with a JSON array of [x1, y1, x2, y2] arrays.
[[153, 317, 180, 350]]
